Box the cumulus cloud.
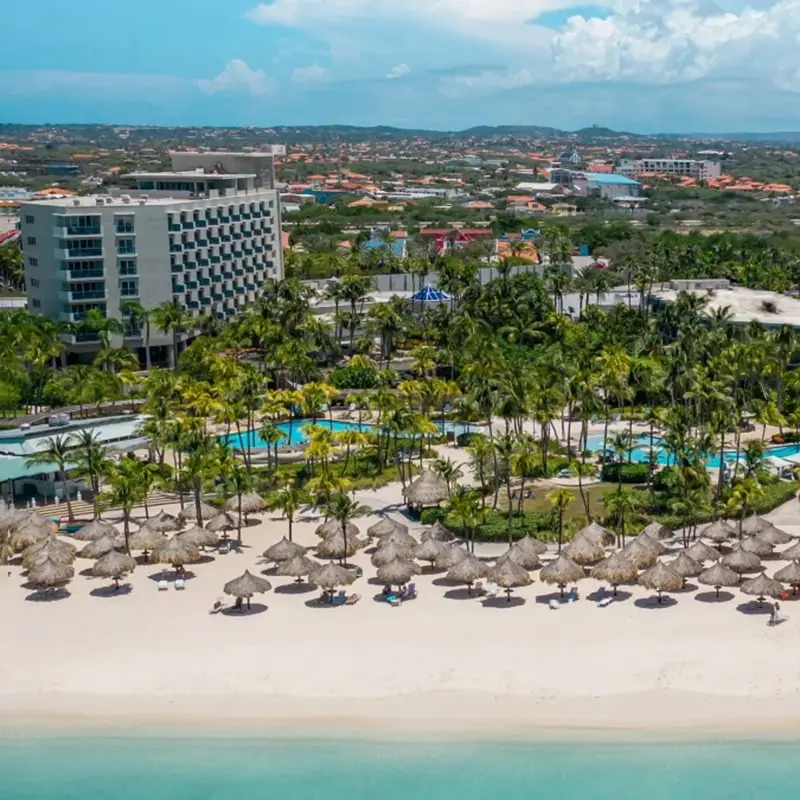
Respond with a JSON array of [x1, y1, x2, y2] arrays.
[[292, 63, 327, 82], [197, 59, 275, 96], [438, 67, 534, 96], [386, 63, 411, 79]]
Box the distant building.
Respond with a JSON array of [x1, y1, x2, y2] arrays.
[[557, 149, 581, 165], [573, 172, 642, 200], [617, 158, 721, 180], [417, 227, 493, 254]]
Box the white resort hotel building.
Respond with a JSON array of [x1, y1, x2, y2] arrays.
[[18, 149, 285, 364]]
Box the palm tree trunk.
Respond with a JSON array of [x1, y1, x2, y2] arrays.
[[123, 512, 131, 555], [237, 492, 243, 544], [144, 324, 152, 371], [288, 514, 294, 542], [61, 469, 74, 521]]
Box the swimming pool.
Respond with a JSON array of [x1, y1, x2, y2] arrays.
[[585, 433, 800, 469], [223, 419, 477, 449]]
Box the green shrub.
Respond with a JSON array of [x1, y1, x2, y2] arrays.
[[446, 509, 556, 542], [456, 432, 486, 448], [601, 462, 650, 483], [329, 364, 379, 389], [420, 507, 447, 525]]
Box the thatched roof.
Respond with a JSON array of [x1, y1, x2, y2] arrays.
[[591, 553, 638, 584], [575, 521, 615, 547], [72, 520, 117, 542], [377, 558, 420, 586], [10, 517, 57, 550], [740, 515, 770, 536], [621, 539, 659, 569], [128, 527, 167, 552], [225, 492, 266, 515], [28, 558, 74, 588], [781, 540, 800, 561], [667, 551, 703, 579], [434, 544, 468, 570], [21, 537, 76, 570], [446, 554, 488, 585], [367, 517, 408, 538], [371, 541, 413, 568], [740, 536, 774, 558], [315, 519, 360, 539], [275, 554, 321, 578], [412, 538, 447, 564], [639, 561, 683, 593], [79, 535, 122, 560], [488, 557, 532, 589], [380, 529, 419, 549], [497, 543, 540, 571], [633, 532, 668, 556], [178, 525, 219, 549], [702, 519, 737, 542], [263, 537, 306, 563], [141, 510, 181, 533], [774, 560, 800, 585], [0, 507, 30, 533], [92, 550, 136, 579], [316, 530, 364, 560], [698, 561, 740, 589], [740, 572, 783, 599], [563, 536, 605, 566], [516, 535, 548, 556], [150, 536, 201, 566], [685, 541, 721, 563], [721, 545, 762, 575], [402, 470, 448, 507], [641, 521, 673, 541], [205, 512, 239, 533], [178, 502, 220, 524], [310, 562, 356, 589], [223, 570, 271, 598], [421, 521, 456, 543], [539, 555, 584, 586], [755, 523, 793, 546]]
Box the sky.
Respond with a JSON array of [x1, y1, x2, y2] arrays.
[[2, 0, 800, 133]]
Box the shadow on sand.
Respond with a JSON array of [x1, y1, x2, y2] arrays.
[[695, 590, 735, 603], [89, 584, 133, 598], [634, 595, 677, 609]]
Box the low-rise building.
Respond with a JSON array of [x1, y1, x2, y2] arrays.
[[617, 158, 721, 180]]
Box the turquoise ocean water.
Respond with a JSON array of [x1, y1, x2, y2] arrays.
[[1, 733, 798, 799]]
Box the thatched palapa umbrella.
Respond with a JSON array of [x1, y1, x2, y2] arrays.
[[445, 554, 488, 594], [92, 550, 136, 590], [633, 532, 668, 556], [178, 502, 220, 525], [275, 554, 321, 583], [641, 521, 673, 541], [0, 508, 31, 534], [206, 512, 238, 536], [488, 557, 532, 601], [781, 540, 800, 561], [412, 538, 447, 570], [315, 518, 360, 539], [179, 525, 219, 550], [28, 558, 74, 596], [755, 523, 793, 547], [317, 529, 365, 564], [774, 559, 800, 588], [72, 519, 117, 542], [225, 492, 266, 517], [516, 535, 548, 556], [740, 536, 774, 559], [371, 541, 412, 568], [380, 528, 418, 550], [498, 543, 540, 571], [434, 544, 468, 570], [310, 562, 356, 601], [79, 534, 122, 560], [263, 537, 306, 563], [150, 536, 201, 571], [591, 553, 638, 594], [667, 551, 703, 585], [141, 510, 181, 533], [721, 545, 762, 576], [10, 517, 56, 550], [638, 561, 682, 603], [740, 572, 783, 605], [403, 470, 448, 508], [21, 537, 76, 570], [539, 555, 584, 597], [128, 527, 167, 559], [621, 539, 659, 569], [563, 535, 605, 566], [740, 515, 770, 536], [421, 521, 456, 543], [367, 517, 408, 539], [223, 570, 271, 610], [575, 521, 615, 547], [685, 541, 721, 563], [702, 519, 737, 543], [377, 557, 420, 589], [698, 561, 740, 599]]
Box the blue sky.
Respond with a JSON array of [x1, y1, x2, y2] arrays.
[[2, 0, 800, 132]]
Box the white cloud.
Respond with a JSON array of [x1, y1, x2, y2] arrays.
[[292, 63, 327, 82], [386, 63, 411, 79], [197, 59, 275, 96], [438, 67, 534, 95]]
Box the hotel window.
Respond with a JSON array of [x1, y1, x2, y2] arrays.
[[25, 215, 34, 224], [119, 279, 139, 297], [27, 236, 36, 246], [28, 257, 37, 267], [30, 278, 39, 287], [32, 299, 41, 309], [118, 259, 137, 276]]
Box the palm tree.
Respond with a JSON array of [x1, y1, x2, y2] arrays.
[[431, 457, 464, 496], [448, 485, 481, 553], [270, 482, 304, 542], [25, 435, 75, 520], [120, 299, 153, 370], [324, 492, 370, 566], [100, 457, 147, 554], [151, 301, 193, 371], [608, 430, 635, 491], [225, 463, 253, 543], [603, 487, 638, 546], [547, 488, 574, 553], [569, 460, 597, 521], [69, 430, 110, 518], [510, 434, 538, 515]]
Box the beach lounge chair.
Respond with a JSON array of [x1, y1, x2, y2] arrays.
[[175, 579, 186, 590], [218, 541, 231, 555], [473, 580, 484, 595], [402, 582, 417, 600], [548, 599, 560, 610], [486, 583, 499, 599], [389, 597, 401, 607], [598, 596, 613, 607], [344, 593, 361, 605], [333, 590, 346, 605], [157, 580, 169, 591]]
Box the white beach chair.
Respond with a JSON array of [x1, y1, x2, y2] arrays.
[[548, 599, 560, 610], [157, 580, 169, 591], [598, 596, 613, 608], [174, 579, 186, 590], [486, 583, 499, 599], [473, 580, 484, 595]]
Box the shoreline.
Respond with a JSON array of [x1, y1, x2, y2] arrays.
[[5, 689, 800, 739]]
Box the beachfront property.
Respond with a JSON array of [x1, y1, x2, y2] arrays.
[[18, 150, 284, 362], [617, 158, 722, 180]]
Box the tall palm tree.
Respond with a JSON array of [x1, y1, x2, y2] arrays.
[[270, 482, 304, 542], [120, 299, 153, 370], [151, 301, 193, 371], [546, 488, 574, 553], [100, 457, 147, 554], [25, 435, 75, 520], [324, 492, 370, 566], [448, 485, 481, 553], [69, 430, 110, 518]]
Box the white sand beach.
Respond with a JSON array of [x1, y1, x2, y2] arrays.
[[4, 477, 800, 735]]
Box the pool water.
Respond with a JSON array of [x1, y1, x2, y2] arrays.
[[223, 418, 477, 449]]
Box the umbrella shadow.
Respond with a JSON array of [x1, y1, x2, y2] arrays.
[[24, 588, 71, 602], [695, 590, 735, 603], [443, 588, 480, 601], [432, 577, 462, 588], [90, 584, 133, 598], [482, 595, 525, 608], [220, 603, 268, 616], [535, 591, 570, 605], [78, 567, 95, 578], [275, 582, 315, 595], [634, 595, 678, 609], [587, 589, 632, 602], [194, 555, 216, 566], [676, 581, 699, 593], [303, 597, 345, 609], [736, 600, 773, 615], [146, 569, 197, 582]]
